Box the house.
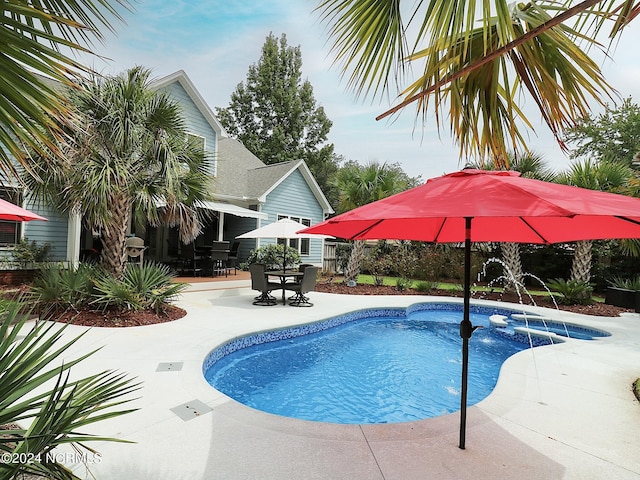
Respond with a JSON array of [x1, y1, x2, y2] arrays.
[[13, 70, 334, 271]]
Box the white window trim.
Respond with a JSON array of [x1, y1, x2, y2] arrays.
[[277, 214, 312, 256]]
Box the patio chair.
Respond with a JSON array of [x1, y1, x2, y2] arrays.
[[227, 241, 240, 275], [210, 241, 230, 277], [287, 266, 318, 307], [179, 242, 203, 277], [249, 263, 280, 306]]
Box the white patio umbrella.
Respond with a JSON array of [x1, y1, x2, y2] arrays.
[[237, 218, 331, 273]]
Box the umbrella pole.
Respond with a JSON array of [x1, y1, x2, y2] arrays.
[[459, 217, 473, 450]]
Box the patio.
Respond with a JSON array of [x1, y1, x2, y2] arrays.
[[54, 280, 640, 480]]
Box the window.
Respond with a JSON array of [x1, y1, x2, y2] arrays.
[[277, 215, 312, 256], [186, 133, 205, 153], [186, 133, 214, 176], [0, 188, 22, 246]]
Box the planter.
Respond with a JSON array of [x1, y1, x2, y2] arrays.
[[0, 269, 37, 286], [605, 287, 637, 309]]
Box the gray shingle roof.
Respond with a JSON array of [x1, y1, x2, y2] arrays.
[[215, 137, 299, 200], [214, 137, 265, 198], [246, 161, 298, 198]]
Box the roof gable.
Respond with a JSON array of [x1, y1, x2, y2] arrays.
[[150, 70, 225, 137], [249, 160, 333, 214]]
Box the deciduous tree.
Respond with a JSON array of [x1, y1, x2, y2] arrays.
[[216, 33, 339, 203], [564, 98, 640, 166]]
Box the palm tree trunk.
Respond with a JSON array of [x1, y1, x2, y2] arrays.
[[344, 240, 366, 284], [100, 195, 131, 277], [570, 240, 593, 284], [501, 242, 524, 292]]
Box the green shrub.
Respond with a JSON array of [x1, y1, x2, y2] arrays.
[[245, 244, 301, 271], [546, 278, 593, 305], [414, 280, 437, 292], [92, 274, 145, 311], [395, 277, 413, 291], [121, 262, 186, 312], [31, 263, 96, 317], [92, 262, 186, 313], [607, 275, 640, 290], [10, 238, 51, 267], [32, 262, 186, 317], [362, 252, 392, 286]]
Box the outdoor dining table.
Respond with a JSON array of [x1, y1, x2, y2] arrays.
[[265, 270, 304, 304]]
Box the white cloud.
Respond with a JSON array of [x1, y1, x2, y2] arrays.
[[76, 1, 640, 180]]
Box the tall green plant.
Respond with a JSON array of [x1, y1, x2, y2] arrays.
[[31, 263, 97, 318], [315, 0, 627, 165], [92, 263, 186, 314], [0, 0, 132, 175], [10, 238, 52, 268], [0, 298, 139, 479], [245, 244, 301, 271], [26, 67, 212, 278]]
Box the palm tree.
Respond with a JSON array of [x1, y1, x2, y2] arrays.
[[0, 0, 131, 177], [27, 67, 212, 277], [558, 159, 634, 283], [334, 161, 416, 282], [468, 152, 555, 291], [315, 0, 635, 166]]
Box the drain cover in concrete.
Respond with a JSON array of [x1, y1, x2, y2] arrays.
[[170, 400, 212, 421], [156, 362, 183, 372]]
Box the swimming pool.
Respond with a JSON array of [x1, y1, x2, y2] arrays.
[[203, 303, 607, 424]]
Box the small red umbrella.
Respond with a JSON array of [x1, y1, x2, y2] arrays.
[[300, 169, 640, 449], [0, 198, 47, 222]]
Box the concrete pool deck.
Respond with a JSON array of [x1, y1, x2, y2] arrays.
[[49, 279, 640, 479]]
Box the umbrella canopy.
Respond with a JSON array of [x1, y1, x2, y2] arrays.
[[301, 169, 640, 244], [238, 218, 331, 272], [300, 169, 640, 449], [0, 199, 47, 222], [237, 218, 318, 240]]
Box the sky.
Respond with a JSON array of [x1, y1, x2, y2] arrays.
[[79, 1, 640, 181]]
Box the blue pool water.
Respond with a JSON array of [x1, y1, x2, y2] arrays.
[[203, 304, 607, 424]]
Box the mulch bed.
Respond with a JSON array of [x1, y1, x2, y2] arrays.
[[4, 278, 632, 329], [50, 305, 188, 328]]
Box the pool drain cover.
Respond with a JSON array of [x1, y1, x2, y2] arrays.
[[170, 400, 212, 421], [156, 362, 183, 372]]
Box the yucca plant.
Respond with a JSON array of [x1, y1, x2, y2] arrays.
[[31, 263, 98, 318], [91, 274, 145, 312], [607, 275, 640, 291], [91, 263, 186, 314], [120, 262, 187, 313], [0, 297, 139, 479], [547, 278, 593, 305]]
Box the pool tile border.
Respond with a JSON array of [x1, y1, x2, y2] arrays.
[[202, 302, 521, 373]]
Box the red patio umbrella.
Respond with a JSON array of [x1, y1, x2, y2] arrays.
[[0, 198, 47, 222], [299, 169, 640, 449]]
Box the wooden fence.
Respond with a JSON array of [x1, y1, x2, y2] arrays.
[[323, 241, 338, 273]]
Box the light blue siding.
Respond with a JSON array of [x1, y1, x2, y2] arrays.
[[158, 82, 217, 176], [260, 170, 325, 265], [22, 201, 68, 261]]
